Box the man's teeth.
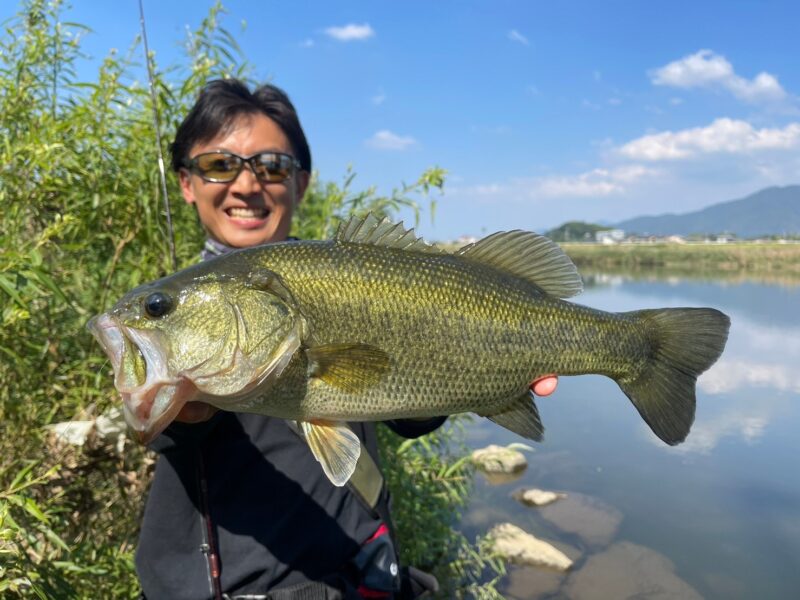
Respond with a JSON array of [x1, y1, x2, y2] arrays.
[[228, 207, 267, 219]]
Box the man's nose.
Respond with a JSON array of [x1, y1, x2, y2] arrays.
[[229, 162, 262, 193]]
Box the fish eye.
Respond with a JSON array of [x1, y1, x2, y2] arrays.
[[144, 292, 173, 318]]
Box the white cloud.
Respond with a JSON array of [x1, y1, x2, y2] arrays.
[[650, 49, 787, 104], [618, 118, 800, 161], [299, 38, 314, 48], [451, 165, 659, 205], [533, 165, 658, 198], [371, 91, 386, 106], [471, 183, 508, 196], [508, 29, 529, 46], [365, 130, 417, 151], [700, 359, 800, 395], [324, 23, 375, 41], [668, 411, 768, 454]]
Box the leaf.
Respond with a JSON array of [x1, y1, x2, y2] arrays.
[[22, 498, 48, 524], [8, 462, 36, 492], [0, 273, 26, 309], [42, 527, 70, 553], [26, 268, 74, 310]]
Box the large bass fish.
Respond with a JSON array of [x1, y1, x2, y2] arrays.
[[88, 214, 730, 486]]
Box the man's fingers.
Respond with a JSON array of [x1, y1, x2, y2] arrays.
[[531, 375, 558, 397]]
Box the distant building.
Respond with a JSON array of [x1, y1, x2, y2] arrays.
[[666, 235, 686, 244], [595, 229, 625, 244], [713, 233, 736, 244], [456, 235, 478, 246]]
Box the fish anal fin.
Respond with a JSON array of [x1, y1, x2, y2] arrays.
[[300, 420, 361, 486], [306, 343, 390, 393], [457, 231, 582, 298], [486, 391, 544, 442]]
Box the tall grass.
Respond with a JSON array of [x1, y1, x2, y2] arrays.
[[0, 1, 498, 598]]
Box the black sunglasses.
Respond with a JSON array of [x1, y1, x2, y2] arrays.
[[183, 151, 302, 183]]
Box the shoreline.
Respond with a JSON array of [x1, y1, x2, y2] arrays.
[[559, 241, 800, 284]]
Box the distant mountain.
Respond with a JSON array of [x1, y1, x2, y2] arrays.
[[614, 185, 800, 238]]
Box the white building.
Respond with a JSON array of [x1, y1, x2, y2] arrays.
[[595, 229, 625, 244]]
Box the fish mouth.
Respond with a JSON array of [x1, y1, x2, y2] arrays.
[[87, 314, 198, 444]]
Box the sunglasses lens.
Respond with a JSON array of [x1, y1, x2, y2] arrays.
[[194, 153, 242, 181], [252, 153, 293, 183]]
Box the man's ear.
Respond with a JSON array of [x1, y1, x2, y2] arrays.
[[178, 169, 196, 205], [294, 170, 310, 205]]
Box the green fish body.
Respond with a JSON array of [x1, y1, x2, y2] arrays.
[[88, 214, 730, 485]]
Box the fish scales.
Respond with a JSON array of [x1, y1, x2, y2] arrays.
[[88, 214, 730, 486], [237, 239, 647, 421]]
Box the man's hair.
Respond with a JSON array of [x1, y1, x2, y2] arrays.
[[170, 79, 312, 173]]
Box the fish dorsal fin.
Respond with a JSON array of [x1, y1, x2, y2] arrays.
[[457, 231, 583, 298], [335, 213, 444, 254]]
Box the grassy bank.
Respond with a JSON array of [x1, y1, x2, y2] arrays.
[[560, 242, 800, 284]]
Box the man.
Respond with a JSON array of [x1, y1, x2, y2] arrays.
[[137, 79, 557, 599]]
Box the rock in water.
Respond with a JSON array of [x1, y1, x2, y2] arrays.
[[488, 522, 573, 572], [513, 488, 567, 507], [471, 444, 528, 474], [539, 493, 622, 547], [565, 541, 702, 599]]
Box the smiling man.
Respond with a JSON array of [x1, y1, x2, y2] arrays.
[[135, 79, 558, 600], [174, 86, 311, 251]]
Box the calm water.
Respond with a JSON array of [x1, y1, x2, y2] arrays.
[[462, 274, 800, 599]]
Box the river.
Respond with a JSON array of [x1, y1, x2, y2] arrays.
[[462, 273, 800, 599]]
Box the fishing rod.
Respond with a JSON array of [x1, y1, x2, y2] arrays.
[[138, 0, 178, 272]]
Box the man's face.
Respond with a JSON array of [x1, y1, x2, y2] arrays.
[[179, 113, 309, 248]]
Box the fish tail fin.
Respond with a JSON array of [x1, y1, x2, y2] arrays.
[[618, 307, 730, 445]]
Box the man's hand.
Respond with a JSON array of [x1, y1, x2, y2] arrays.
[[531, 375, 558, 396], [174, 401, 218, 423]]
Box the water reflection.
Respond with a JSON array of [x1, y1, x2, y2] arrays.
[[464, 272, 800, 599]]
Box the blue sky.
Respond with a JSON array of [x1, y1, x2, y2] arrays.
[[4, 1, 799, 240]]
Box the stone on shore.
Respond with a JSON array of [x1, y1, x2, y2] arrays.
[[488, 522, 573, 572], [45, 407, 128, 453]]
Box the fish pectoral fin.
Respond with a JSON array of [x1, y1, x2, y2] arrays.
[[485, 391, 544, 442], [306, 343, 390, 393], [299, 419, 361, 486]]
